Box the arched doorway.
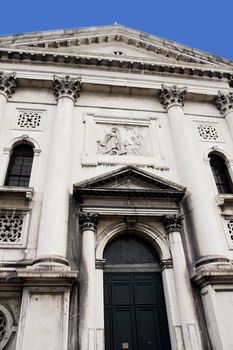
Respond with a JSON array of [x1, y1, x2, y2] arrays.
[[103, 234, 171, 350]]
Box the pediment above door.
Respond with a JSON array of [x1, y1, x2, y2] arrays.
[[73, 166, 185, 216]]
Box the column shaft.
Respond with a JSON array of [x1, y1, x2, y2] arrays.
[[36, 76, 81, 265], [160, 85, 227, 265], [79, 213, 98, 350], [164, 216, 202, 350]]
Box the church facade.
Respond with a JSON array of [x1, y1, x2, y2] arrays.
[[0, 24, 232, 349]]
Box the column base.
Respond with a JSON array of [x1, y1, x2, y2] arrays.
[[30, 256, 70, 271], [195, 255, 231, 269]]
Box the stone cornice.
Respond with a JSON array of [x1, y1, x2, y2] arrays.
[[53, 75, 81, 102], [163, 215, 183, 234], [0, 47, 232, 81], [160, 85, 187, 110], [216, 91, 233, 115], [0, 71, 16, 99]]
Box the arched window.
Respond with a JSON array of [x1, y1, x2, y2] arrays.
[[4, 144, 34, 187], [209, 153, 233, 194], [103, 234, 160, 265]]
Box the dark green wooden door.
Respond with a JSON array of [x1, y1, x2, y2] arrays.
[[104, 272, 171, 350]]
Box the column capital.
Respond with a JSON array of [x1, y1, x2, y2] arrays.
[[160, 84, 187, 110], [78, 212, 98, 232], [216, 91, 233, 115], [53, 75, 81, 102], [163, 215, 183, 234], [0, 72, 17, 100]]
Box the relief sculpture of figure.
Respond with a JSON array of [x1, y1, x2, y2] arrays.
[[98, 127, 124, 155], [123, 127, 147, 156]]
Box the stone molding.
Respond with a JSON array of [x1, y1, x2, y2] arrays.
[[95, 259, 106, 269], [163, 215, 183, 234], [53, 75, 81, 102], [0, 72, 16, 100], [216, 91, 233, 115], [78, 212, 98, 232], [160, 84, 187, 110], [159, 258, 173, 271]]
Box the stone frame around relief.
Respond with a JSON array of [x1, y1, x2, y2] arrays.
[[81, 112, 168, 170], [0, 208, 31, 249]]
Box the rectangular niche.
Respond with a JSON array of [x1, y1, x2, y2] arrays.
[[82, 113, 166, 169]]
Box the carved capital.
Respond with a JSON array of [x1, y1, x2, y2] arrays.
[[163, 215, 183, 234], [78, 212, 98, 232], [53, 75, 81, 102], [160, 85, 187, 110], [216, 91, 233, 115], [0, 72, 17, 99]]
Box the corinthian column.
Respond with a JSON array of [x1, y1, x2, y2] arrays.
[[163, 216, 202, 350], [0, 72, 16, 127], [160, 85, 228, 267], [78, 212, 98, 350], [36, 75, 81, 266], [216, 91, 233, 139]]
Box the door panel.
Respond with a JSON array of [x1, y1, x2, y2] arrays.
[[104, 272, 171, 350]]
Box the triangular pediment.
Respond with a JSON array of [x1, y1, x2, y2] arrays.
[[73, 165, 186, 200], [1, 25, 232, 69]]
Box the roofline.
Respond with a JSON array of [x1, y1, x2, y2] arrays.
[[0, 24, 232, 65]]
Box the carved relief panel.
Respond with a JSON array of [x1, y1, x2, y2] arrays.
[[81, 112, 167, 170], [193, 121, 223, 143], [12, 109, 46, 131], [97, 124, 152, 157]]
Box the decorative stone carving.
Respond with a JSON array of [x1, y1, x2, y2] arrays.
[[78, 212, 98, 231], [163, 215, 183, 234], [198, 124, 218, 140], [0, 213, 23, 243], [97, 125, 151, 156], [0, 311, 6, 342], [216, 91, 233, 115], [160, 85, 187, 110], [226, 220, 233, 243], [53, 75, 81, 102], [0, 72, 16, 99], [17, 111, 42, 129]]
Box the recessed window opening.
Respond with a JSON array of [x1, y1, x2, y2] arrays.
[[209, 153, 233, 194], [5, 144, 34, 187], [103, 234, 159, 265]]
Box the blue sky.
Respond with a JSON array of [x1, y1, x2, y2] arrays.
[[1, 0, 233, 60]]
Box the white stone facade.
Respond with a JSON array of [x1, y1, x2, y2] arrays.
[[0, 24, 232, 349]]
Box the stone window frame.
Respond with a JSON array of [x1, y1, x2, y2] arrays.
[[0, 208, 31, 248], [0, 136, 41, 188], [0, 303, 16, 349], [12, 108, 46, 132], [81, 112, 169, 170]]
